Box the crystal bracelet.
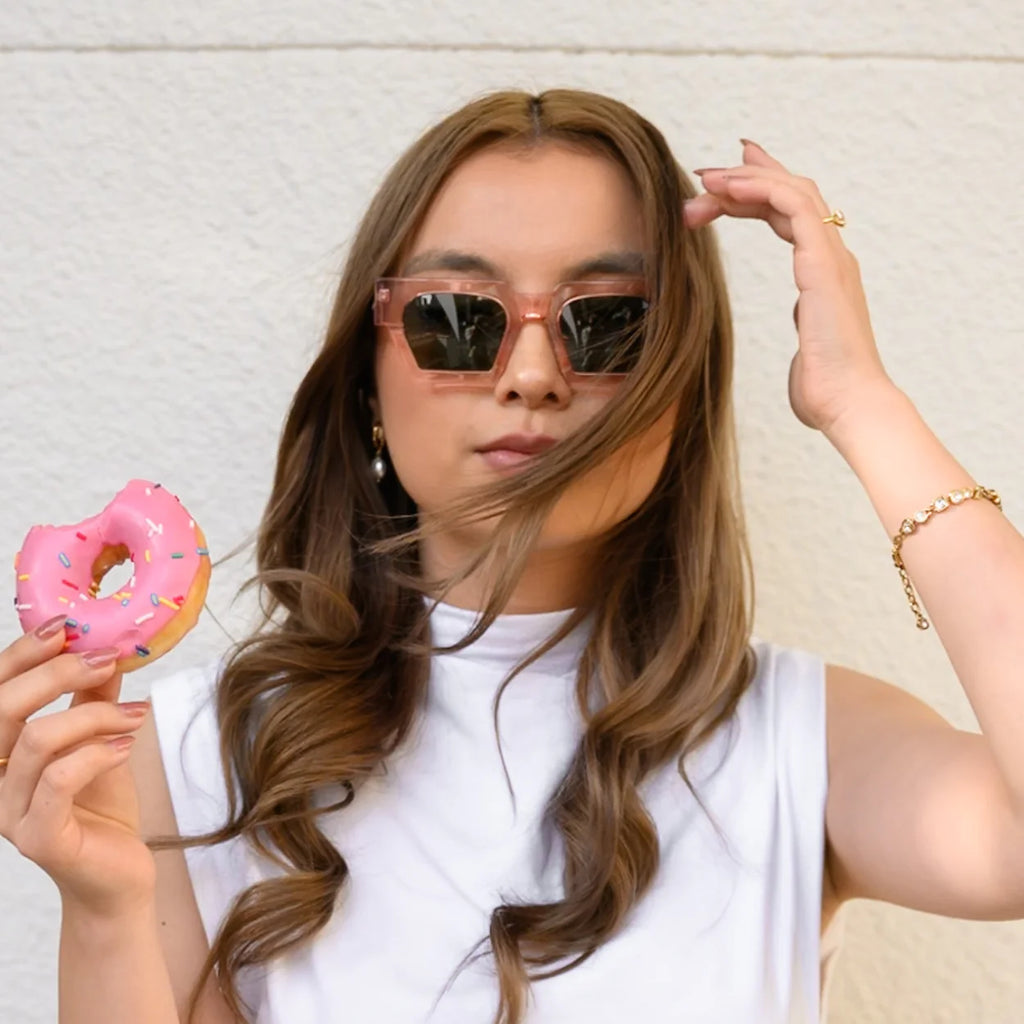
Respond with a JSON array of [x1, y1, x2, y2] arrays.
[[891, 485, 1003, 630]]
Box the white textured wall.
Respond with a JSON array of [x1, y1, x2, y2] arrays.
[[2, 3, 1023, 1022]]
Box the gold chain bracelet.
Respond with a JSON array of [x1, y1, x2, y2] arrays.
[[892, 485, 1002, 630]]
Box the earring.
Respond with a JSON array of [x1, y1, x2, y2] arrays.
[[371, 423, 387, 482]]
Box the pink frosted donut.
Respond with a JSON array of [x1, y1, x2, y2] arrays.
[[13, 479, 210, 672]]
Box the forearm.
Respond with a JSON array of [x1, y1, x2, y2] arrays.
[[59, 898, 179, 1024], [826, 381, 1024, 809]]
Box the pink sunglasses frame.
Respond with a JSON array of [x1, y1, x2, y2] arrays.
[[372, 277, 650, 388]]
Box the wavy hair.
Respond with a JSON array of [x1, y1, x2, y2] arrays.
[[148, 87, 757, 1024]]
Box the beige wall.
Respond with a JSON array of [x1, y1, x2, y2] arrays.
[[1, 2, 1022, 1020]]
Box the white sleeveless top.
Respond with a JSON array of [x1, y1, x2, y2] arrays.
[[150, 601, 843, 1023]]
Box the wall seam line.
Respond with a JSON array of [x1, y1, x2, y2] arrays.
[[0, 41, 1021, 63]]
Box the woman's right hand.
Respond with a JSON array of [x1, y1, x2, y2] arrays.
[[0, 616, 156, 917]]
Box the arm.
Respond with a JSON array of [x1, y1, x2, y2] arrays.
[[59, 899, 180, 1024], [131, 707, 239, 1022], [0, 630, 236, 1021], [57, 708, 236, 1023], [825, 661, 1024, 917], [822, 382, 1024, 916], [689, 140, 1024, 916]]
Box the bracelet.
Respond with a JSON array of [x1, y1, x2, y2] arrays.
[[892, 485, 1003, 630]]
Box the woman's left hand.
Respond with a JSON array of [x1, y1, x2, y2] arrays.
[[683, 140, 895, 436]]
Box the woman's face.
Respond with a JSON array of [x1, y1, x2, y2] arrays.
[[372, 141, 678, 556]]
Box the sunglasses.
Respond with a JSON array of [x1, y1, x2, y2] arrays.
[[373, 278, 650, 385]]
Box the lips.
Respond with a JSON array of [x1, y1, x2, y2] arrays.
[[475, 433, 558, 471], [476, 433, 558, 455]]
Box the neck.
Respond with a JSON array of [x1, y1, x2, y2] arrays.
[[421, 532, 592, 613]]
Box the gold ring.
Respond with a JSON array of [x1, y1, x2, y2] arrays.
[[0, 757, 9, 770], [822, 209, 846, 228]]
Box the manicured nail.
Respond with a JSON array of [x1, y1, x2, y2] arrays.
[[107, 735, 136, 752], [118, 701, 150, 718], [692, 167, 725, 175], [81, 647, 120, 668], [740, 138, 764, 150], [34, 615, 67, 640]]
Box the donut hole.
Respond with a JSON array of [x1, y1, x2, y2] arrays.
[[90, 544, 136, 599]]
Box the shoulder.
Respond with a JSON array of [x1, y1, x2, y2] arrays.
[[740, 635, 827, 740], [821, 659, 953, 785], [148, 657, 222, 716], [726, 637, 830, 825], [686, 636, 827, 801], [146, 658, 231, 834]]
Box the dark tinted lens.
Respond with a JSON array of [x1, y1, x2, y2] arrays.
[[559, 295, 649, 373], [401, 292, 506, 371]]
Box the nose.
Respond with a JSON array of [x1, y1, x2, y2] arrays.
[[492, 314, 572, 409]]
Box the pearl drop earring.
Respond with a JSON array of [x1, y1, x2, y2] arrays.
[[371, 423, 387, 483]]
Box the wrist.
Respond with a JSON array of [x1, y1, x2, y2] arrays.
[[60, 888, 158, 945], [822, 378, 913, 463]]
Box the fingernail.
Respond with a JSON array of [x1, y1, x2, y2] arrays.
[[692, 167, 725, 175], [118, 701, 150, 717], [82, 647, 120, 668], [34, 615, 67, 640], [740, 138, 763, 150]]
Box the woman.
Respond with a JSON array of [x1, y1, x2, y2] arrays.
[[1, 89, 1022, 1024]]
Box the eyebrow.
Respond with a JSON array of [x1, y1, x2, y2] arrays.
[[399, 248, 648, 280]]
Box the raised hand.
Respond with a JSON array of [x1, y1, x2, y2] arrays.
[[684, 139, 896, 436]]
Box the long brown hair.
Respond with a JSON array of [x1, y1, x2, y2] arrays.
[[149, 88, 757, 1024]]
